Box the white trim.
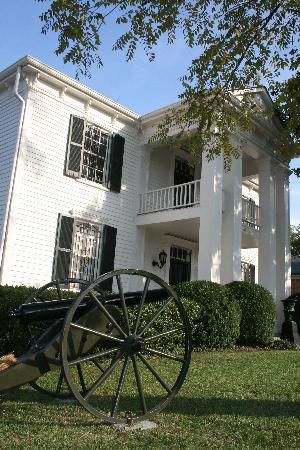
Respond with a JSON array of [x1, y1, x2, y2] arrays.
[[0, 67, 27, 283], [164, 234, 197, 249], [0, 56, 139, 122]]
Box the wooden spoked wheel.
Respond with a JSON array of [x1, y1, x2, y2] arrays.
[[61, 269, 192, 424], [24, 279, 89, 398]]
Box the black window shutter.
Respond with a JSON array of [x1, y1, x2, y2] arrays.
[[65, 115, 85, 178], [53, 215, 74, 280], [108, 134, 125, 192], [99, 225, 117, 290]]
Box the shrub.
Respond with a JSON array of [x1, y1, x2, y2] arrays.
[[0, 284, 76, 356], [270, 339, 298, 351], [174, 281, 241, 350], [226, 282, 276, 346], [0, 281, 242, 356], [0, 285, 35, 356]]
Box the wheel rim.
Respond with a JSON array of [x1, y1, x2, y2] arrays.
[[61, 269, 192, 424], [24, 279, 89, 398]]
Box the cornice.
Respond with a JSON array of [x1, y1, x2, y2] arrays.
[[0, 56, 140, 123]]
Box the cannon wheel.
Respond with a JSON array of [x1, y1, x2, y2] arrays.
[[61, 269, 192, 424], [24, 279, 89, 398]]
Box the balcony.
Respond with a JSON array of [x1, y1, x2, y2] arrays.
[[138, 180, 201, 215], [242, 196, 260, 230]]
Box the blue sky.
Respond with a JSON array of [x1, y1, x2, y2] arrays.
[[0, 0, 299, 225]]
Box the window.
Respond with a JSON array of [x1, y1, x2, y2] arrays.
[[169, 245, 192, 285], [174, 158, 195, 186], [65, 115, 125, 193], [82, 123, 110, 185], [70, 220, 102, 281], [174, 158, 195, 207], [53, 214, 117, 288], [241, 261, 255, 283]]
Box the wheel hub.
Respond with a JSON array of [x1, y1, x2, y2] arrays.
[[121, 335, 145, 355]]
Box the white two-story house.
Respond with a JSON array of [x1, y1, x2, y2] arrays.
[[0, 56, 291, 333]]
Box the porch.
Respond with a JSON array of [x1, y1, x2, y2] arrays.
[[135, 216, 259, 287], [137, 179, 261, 234]]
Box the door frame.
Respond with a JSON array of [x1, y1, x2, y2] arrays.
[[163, 234, 198, 284]]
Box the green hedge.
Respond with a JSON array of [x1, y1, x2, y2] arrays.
[[174, 281, 241, 350], [0, 284, 76, 356], [1, 281, 242, 355], [226, 281, 276, 346], [0, 285, 35, 356]]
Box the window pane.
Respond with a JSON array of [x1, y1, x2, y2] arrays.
[[70, 220, 102, 282], [81, 124, 109, 185]]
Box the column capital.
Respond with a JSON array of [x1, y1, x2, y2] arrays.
[[275, 164, 290, 183], [258, 157, 281, 176]]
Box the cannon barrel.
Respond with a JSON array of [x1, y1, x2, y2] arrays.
[[10, 298, 91, 324], [10, 288, 168, 324]]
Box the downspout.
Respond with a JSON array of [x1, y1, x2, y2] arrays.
[[0, 66, 26, 283]]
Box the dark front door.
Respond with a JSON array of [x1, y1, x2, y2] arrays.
[[169, 246, 192, 285]]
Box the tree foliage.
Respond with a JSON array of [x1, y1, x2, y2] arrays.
[[36, 0, 300, 168], [291, 224, 300, 256]]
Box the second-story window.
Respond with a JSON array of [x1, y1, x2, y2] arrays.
[[82, 124, 110, 185], [174, 158, 194, 185], [65, 115, 125, 193]]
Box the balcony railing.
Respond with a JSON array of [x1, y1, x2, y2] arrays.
[[242, 196, 260, 230], [139, 180, 201, 214]]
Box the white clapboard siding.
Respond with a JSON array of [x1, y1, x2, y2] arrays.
[[1, 79, 141, 287], [0, 91, 22, 243]]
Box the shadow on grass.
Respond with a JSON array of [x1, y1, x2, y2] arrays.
[[3, 388, 300, 422], [169, 396, 300, 418]]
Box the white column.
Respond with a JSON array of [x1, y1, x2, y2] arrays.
[[221, 157, 242, 284], [258, 158, 277, 299], [198, 154, 223, 282], [275, 166, 291, 333], [131, 143, 150, 291], [128, 226, 147, 291]]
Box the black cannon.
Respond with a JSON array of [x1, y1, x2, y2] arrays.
[[0, 269, 192, 425]]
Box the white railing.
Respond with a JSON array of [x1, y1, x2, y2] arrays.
[[242, 196, 260, 229], [139, 180, 201, 214]]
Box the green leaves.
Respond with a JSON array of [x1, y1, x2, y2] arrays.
[[37, 0, 300, 165], [226, 282, 276, 347], [290, 224, 300, 257], [175, 280, 241, 350]]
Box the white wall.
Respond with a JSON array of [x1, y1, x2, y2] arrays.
[[1, 78, 142, 287], [0, 88, 22, 248], [148, 148, 173, 191], [242, 183, 259, 204], [143, 228, 198, 284], [147, 148, 202, 193]]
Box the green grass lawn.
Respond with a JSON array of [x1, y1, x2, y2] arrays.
[[0, 351, 299, 449]]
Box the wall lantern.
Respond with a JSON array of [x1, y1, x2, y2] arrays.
[[152, 250, 167, 269]]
